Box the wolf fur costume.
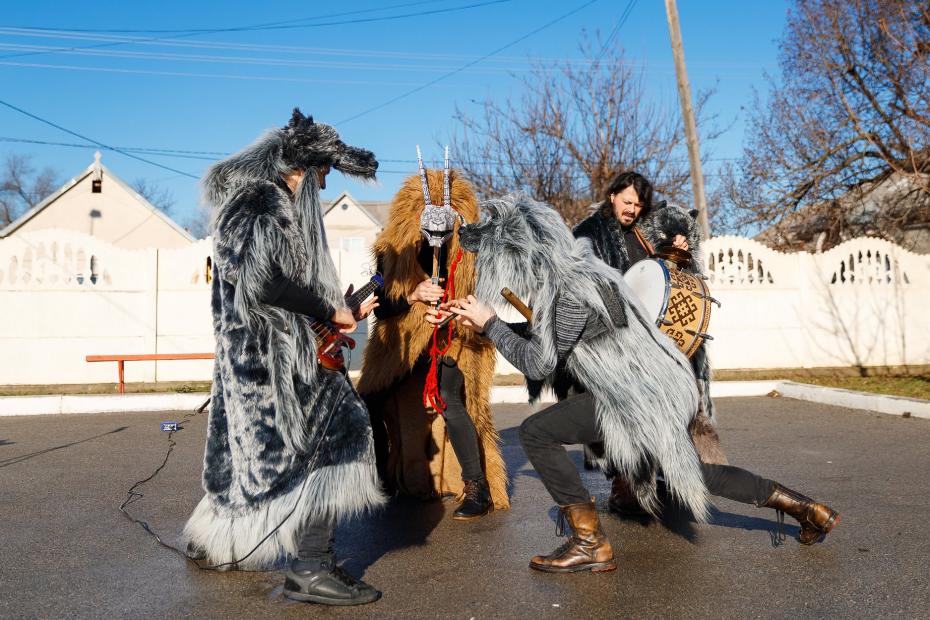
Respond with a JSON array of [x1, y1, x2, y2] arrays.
[[182, 111, 384, 569], [356, 170, 508, 509], [459, 194, 708, 519], [574, 200, 726, 465]]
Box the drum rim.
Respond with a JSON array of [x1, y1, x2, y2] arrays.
[[653, 258, 672, 326]]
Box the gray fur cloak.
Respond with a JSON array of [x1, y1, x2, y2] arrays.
[[182, 128, 384, 569], [460, 194, 709, 520]]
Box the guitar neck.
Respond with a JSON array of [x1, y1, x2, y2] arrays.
[[346, 274, 384, 311]]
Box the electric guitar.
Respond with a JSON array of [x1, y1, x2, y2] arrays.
[[309, 274, 383, 371]]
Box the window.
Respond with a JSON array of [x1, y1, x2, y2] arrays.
[[340, 237, 364, 253]]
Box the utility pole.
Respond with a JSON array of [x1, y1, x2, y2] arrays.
[[664, 0, 710, 239]]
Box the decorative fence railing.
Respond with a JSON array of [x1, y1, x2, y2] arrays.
[[1, 230, 928, 385]]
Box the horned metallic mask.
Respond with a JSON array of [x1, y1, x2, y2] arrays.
[[417, 145, 462, 248]]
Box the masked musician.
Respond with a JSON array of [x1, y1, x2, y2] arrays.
[[574, 171, 840, 545], [182, 109, 384, 606], [357, 148, 509, 521]]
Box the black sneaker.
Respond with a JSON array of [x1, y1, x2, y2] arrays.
[[283, 556, 381, 606], [452, 479, 493, 521]]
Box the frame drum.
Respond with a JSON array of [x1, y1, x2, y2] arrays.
[[624, 258, 714, 358]]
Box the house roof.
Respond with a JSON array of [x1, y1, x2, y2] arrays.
[[756, 170, 930, 251], [325, 191, 391, 227], [0, 154, 194, 242]]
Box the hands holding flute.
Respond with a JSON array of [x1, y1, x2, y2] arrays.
[[425, 294, 496, 334]]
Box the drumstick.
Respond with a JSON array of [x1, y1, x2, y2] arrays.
[[501, 287, 533, 324]]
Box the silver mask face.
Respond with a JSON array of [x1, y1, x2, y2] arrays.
[[416, 145, 462, 247]]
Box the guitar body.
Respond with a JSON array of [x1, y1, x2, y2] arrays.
[[315, 331, 356, 371], [309, 274, 383, 372]]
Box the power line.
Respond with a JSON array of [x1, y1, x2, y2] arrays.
[[8, 0, 445, 34], [0, 60, 435, 86], [0, 100, 199, 179], [0, 28, 767, 69], [0, 135, 739, 165], [0, 0, 513, 61], [336, 0, 602, 126], [599, 0, 637, 56]]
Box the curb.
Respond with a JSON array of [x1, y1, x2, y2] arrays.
[[0, 381, 927, 418], [0, 393, 210, 417], [774, 380, 930, 419]]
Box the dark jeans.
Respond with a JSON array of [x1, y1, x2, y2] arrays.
[[519, 391, 775, 507], [293, 518, 335, 569], [438, 358, 483, 482]]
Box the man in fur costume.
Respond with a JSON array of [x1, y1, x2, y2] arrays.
[[573, 171, 725, 512], [357, 159, 508, 521], [574, 171, 841, 545], [448, 192, 710, 572], [182, 109, 385, 606]]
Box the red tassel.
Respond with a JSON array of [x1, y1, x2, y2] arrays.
[[423, 248, 464, 414]]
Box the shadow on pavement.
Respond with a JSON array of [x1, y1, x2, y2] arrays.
[[0, 426, 127, 469], [338, 495, 446, 576]]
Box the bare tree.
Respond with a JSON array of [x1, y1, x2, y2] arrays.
[[0, 154, 58, 227], [722, 0, 930, 251], [130, 177, 176, 215], [449, 35, 721, 226], [185, 203, 213, 239]]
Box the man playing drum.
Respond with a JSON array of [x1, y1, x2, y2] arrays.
[[573, 171, 840, 546]]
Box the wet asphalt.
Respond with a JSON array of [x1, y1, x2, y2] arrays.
[[1, 396, 928, 619]]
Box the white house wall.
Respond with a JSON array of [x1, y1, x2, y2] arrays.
[[12, 170, 191, 250], [323, 199, 380, 254], [1, 230, 929, 386]]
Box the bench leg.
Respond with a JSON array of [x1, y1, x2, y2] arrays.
[[118, 360, 125, 394]]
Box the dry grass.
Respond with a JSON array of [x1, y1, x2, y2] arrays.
[[780, 374, 930, 400]]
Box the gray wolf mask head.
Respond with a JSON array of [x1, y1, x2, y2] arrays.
[[459, 193, 576, 306], [281, 108, 378, 179], [644, 200, 699, 244]]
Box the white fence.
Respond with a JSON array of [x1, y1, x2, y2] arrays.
[[704, 236, 930, 370], [0, 229, 370, 385], [1, 229, 928, 385]]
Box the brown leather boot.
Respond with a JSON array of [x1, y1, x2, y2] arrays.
[[761, 483, 840, 545], [529, 500, 617, 573], [608, 476, 649, 517]]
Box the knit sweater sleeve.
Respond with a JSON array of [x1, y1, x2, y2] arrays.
[[483, 296, 590, 381]]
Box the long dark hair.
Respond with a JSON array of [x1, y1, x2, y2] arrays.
[[600, 171, 654, 220]]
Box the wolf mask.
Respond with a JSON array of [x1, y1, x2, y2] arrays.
[[281, 108, 378, 178]]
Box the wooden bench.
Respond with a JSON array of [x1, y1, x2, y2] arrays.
[[85, 353, 214, 394]]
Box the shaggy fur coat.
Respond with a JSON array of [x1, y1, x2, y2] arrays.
[[182, 129, 384, 569], [356, 171, 508, 509], [459, 194, 709, 520], [574, 201, 726, 465]]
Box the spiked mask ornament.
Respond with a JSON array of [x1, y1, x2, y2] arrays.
[[281, 108, 378, 179], [417, 145, 461, 247]]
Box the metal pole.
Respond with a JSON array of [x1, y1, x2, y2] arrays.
[[664, 0, 710, 239]]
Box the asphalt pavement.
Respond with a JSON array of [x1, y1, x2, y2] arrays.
[[1, 396, 928, 619]]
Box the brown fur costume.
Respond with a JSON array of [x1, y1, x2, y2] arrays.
[[357, 170, 509, 509]]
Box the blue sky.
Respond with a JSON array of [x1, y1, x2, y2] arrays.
[[0, 1, 787, 229]]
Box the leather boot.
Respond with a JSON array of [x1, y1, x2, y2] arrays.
[[529, 500, 617, 573], [761, 483, 840, 545], [452, 478, 493, 521], [283, 554, 381, 606], [608, 476, 649, 517]]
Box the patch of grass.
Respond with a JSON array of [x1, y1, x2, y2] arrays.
[[0, 382, 212, 397], [784, 374, 930, 400]]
